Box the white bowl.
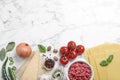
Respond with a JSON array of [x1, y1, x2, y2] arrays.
[[66, 59, 94, 80]]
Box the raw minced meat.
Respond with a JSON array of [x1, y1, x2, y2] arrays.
[[68, 62, 91, 80]]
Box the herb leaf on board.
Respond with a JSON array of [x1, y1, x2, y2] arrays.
[[100, 54, 114, 67], [100, 60, 108, 66], [107, 55, 113, 63]]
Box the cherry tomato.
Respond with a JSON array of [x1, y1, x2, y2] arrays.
[[67, 41, 76, 50], [76, 45, 85, 54], [60, 56, 69, 65], [60, 46, 68, 55], [68, 51, 77, 59]]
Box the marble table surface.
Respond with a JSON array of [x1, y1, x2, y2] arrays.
[[0, 0, 120, 79]]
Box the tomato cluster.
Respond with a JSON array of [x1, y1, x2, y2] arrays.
[[59, 41, 85, 65]]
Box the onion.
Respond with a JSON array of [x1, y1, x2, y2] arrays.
[[16, 42, 32, 58]]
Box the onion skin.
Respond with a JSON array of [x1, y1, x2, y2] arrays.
[[16, 43, 32, 58]]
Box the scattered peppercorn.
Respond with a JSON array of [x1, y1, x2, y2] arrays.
[[53, 49, 58, 53], [42, 54, 46, 57], [47, 46, 52, 51], [49, 54, 51, 56]]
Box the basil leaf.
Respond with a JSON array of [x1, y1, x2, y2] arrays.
[[100, 60, 108, 66], [6, 42, 15, 52], [38, 44, 46, 53], [107, 55, 113, 63], [0, 48, 6, 61]]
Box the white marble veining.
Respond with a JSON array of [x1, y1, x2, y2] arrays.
[[0, 0, 120, 79]]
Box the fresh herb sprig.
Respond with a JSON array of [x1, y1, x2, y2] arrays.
[[0, 42, 15, 61]]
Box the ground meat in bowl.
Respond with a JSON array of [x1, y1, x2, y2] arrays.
[[68, 62, 91, 80]]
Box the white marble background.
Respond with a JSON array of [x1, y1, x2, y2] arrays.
[[0, 0, 120, 79], [0, 0, 120, 48]]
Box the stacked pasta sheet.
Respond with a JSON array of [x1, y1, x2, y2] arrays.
[[85, 43, 120, 80]]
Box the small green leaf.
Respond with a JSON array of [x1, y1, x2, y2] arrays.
[[100, 60, 108, 66], [107, 55, 113, 63], [12, 66, 16, 71], [9, 57, 13, 61], [38, 44, 46, 53], [9, 57, 14, 65], [6, 42, 15, 52], [0, 48, 6, 61]]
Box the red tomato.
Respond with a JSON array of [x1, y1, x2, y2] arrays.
[[76, 45, 85, 54], [60, 56, 69, 65], [68, 51, 77, 59], [60, 46, 68, 55], [67, 41, 76, 50]]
